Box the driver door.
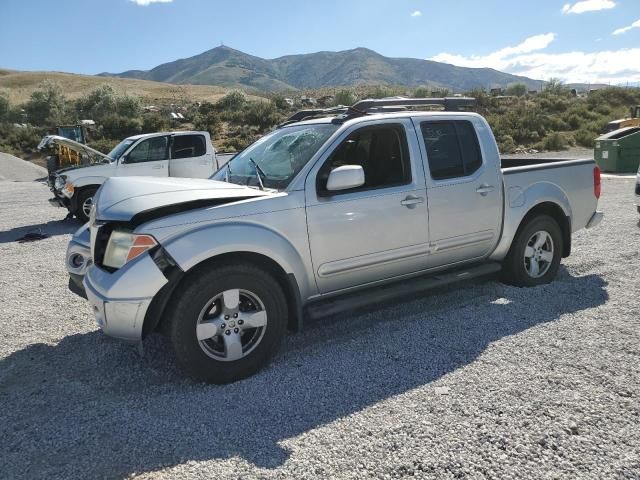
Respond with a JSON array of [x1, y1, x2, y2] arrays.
[[305, 119, 430, 294], [118, 136, 169, 177]]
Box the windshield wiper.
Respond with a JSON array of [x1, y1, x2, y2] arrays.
[[225, 161, 232, 183], [249, 157, 265, 191]]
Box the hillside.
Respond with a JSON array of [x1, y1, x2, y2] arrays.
[[100, 46, 541, 92], [0, 69, 238, 105]]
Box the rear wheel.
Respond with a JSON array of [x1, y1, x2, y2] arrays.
[[74, 187, 97, 223], [167, 264, 288, 384], [502, 215, 563, 287]]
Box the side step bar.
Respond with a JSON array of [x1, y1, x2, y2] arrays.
[[306, 262, 502, 321]]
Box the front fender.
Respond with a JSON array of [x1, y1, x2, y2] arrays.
[[490, 181, 571, 261], [162, 220, 316, 301], [72, 176, 107, 190]]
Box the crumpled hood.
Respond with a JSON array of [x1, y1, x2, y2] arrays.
[[95, 176, 272, 223]]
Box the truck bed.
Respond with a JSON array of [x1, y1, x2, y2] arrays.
[[501, 157, 593, 170]]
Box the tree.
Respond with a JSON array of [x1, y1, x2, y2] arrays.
[[24, 81, 66, 126], [116, 93, 142, 118], [506, 83, 527, 97], [543, 78, 569, 96], [78, 85, 117, 121]]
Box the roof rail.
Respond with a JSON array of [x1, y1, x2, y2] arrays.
[[283, 96, 477, 126], [352, 96, 476, 112]]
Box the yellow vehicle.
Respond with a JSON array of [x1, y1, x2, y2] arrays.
[[607, 105, 640, 132], [39, 125, 89, 173]]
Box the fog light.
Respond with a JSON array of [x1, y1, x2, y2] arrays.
[[69, 253, 85, 269]]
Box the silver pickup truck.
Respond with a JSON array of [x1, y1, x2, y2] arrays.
[[77, 98, 603, 383]]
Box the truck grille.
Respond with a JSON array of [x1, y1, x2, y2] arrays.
[[93, 224, 115, 269]]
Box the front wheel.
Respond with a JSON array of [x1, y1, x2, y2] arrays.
[[74, 188, 97, 223], [167, 264, 288, 384], [502, 215, 563, 287]]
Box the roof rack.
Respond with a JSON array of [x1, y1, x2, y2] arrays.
[[283, 96, 476, 126]]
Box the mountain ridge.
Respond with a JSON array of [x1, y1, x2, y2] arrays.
[[99, 45, 541, 92]]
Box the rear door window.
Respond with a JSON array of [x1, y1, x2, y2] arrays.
[[421, 120, 483, 180], [172, 134, 207, 159]]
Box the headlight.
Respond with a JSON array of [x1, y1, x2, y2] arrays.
[[103, 230, 158, 269], [62, 181, 75, 198], [54, 175, 66, 190]]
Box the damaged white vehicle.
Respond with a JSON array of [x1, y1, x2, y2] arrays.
[[45, 131, 231, 222]]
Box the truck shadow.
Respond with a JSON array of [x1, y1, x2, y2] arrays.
[[0, 218, 80, 244], [0, 269, 607, 478]]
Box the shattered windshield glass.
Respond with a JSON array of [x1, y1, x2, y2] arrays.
[[211, 124, 338, 190]]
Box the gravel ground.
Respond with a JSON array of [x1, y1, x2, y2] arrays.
[[1, 160, 639, 479]]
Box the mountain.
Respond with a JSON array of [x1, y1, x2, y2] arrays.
[[100, 46, 541, 93]]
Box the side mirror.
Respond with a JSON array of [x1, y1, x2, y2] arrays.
[[119, 154, 128, 164], [326, 165, 365, 192]]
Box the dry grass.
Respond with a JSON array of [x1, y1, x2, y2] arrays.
[[0, 69, 262, 105]]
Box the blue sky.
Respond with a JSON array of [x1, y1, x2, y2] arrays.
[[1, 0, 639, 83]]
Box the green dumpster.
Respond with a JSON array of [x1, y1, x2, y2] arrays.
[[594, 127, 640, 173]]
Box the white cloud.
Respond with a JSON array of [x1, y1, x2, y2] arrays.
[[411, 10, 422, 17], [430, 34, 640, 83], [130, 0, 173, 5], [562, 0, 616, 14], [612, 18, 640, 35]]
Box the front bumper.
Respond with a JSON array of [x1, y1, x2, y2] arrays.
[[83, 253, 168, 343], [586, 211, 604, 229]]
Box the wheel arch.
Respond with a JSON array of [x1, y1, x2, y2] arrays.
[[512, 201, 571, 258], [142, 250, 304, 339]]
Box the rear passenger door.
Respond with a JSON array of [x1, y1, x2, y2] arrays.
[[169, 133, 215, 178], [416, 118, 502, 267]]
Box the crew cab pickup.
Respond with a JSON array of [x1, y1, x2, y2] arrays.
[[78, 99, 603, 383], [47, 131, 231, 223]]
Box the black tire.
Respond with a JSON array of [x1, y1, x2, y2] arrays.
[[46, 155, 59, 174], [501, 215, 563, 287], [167, 263, 288, 384], [74, 187, 97, 223]]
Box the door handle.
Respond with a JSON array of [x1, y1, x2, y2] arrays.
[[152, 165, 163, 170], [476, 184, 495, 196], [400, 195, 425, 209]]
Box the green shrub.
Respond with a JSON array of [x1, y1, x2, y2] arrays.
[[217, 90, 247, 111], [334, 89, 358, 106], [241, 101, 281, 130], [506, 83, 527, 97], [142, 112, 171, 133], [100, 114, 142, 139], [496, 135, 517, 153], [540, 132, 566, 151], [87, 138, 119, 154], [575, 128, 597, 148], [194, 110, 222, 137]]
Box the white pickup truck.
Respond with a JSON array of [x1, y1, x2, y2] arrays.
[[47, 131, 232, 222], [75, 98, 603, 384]]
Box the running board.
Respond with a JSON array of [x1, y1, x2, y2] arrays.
[[306, 262, 502, 321]]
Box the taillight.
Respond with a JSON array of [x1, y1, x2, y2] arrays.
[[593, 166, 601, 199]]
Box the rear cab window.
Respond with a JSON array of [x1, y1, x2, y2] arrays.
[[421, 120, 482, 180], [172, 134, 207, 159]]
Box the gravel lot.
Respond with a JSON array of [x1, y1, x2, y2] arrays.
[[0, 159, 639, 479]]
